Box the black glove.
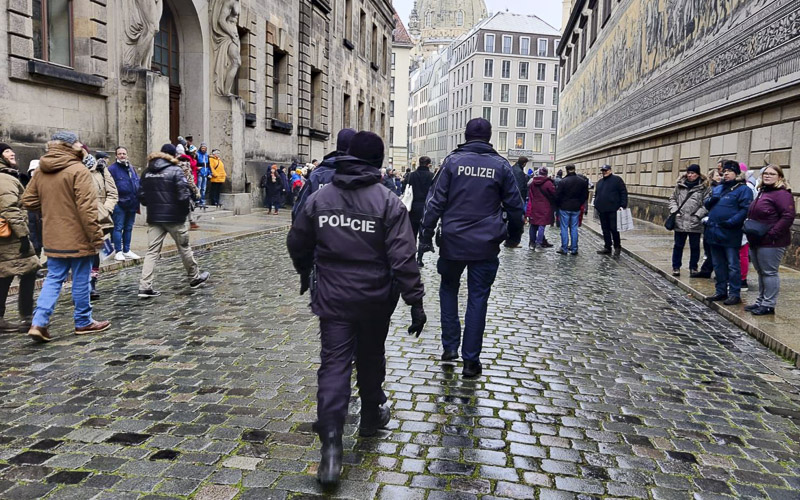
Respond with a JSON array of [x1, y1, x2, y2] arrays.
[[408, 301, 426, 338], [19, 236, 31, 255], [418, 229, 434, 255], [299, 269, 310, 295]]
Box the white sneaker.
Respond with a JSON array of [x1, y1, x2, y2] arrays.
[[114, 253, 126, 262], [123, 251, 141, 260]]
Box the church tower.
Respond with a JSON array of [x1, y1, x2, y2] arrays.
[[411, 0, 488, 58]]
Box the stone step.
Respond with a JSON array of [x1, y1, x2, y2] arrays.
[[194, 208, 235, 221]]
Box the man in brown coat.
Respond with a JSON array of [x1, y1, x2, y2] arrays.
[[21, 131, 111, 342]]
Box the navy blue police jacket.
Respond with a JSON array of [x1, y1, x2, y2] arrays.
[[291, 151, 339, 221], [421, 140, 524, 261], [287, 156, 425, 320]]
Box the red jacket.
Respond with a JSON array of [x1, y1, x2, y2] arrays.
[[525, 176, 555, 226]]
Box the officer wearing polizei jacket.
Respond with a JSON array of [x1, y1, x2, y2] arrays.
[[419, 118, 524, 378], [291, 128, 357, 221], [287, 131, 426, 487]]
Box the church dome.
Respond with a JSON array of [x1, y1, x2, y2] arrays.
[[417, 0, 487, 31]]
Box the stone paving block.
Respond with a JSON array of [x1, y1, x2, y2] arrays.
[[222, 455, 262, 470], [194, 484, 239, 500]]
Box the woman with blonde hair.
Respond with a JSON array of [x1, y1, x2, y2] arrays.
[[743, 164, 795, 315]]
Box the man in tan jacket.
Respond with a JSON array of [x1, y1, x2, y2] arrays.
[[21, 131, 111, 342]]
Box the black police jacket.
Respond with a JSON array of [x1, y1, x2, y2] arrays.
[[138, 153, 191, 224], [287, 157, 425, 320], [406, 165, 434, 208], [555, 172, 589, 212], [421, 140, 524, 260], [292, 150, 339, 220]]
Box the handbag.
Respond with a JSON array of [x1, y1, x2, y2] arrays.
[[664, 192, 694, 231], [401, 184, 413, 212], [0, 217, 10, 238], [742, 192, 770, 241], [617, 208, 635, 232]]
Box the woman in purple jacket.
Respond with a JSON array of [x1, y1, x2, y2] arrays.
[[745, 165, 796, 315]]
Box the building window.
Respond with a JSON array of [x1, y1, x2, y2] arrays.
[[517, 85, 528, 104], [516, 109, 526, 127], [391, 77, 395, 93], [519, 62, 529, 80], [534, 109, 543, 128], [390, 100, 395, 117], [152, 8, 179, 85], [501, 60, 511, 79], [390, 126, 394, 144], [520, 37, 530, 56], [32, 0, 74, 66], [502, 35, 512, 54], [554, 64, 559, 82], [456, 10, 464, 26], [426, 11, 433, 27], [482, 107, 491, 121], [499, 108, 508, 127], [500, 84, 509, 102], [345, 0, 353, 40], [343, 93, 351, 128], [550, 134, 557, 153], [310, 69, 323, 129], [498, 132, 507, 151], [483, 82, 492, 101], [382, 35, 388, 73], [359, 10, 367, 56], [371, 24, 378, 64], [484, 58, 493, 78], [533, 133, 543, 153], [484, 34, 495, 52], [515, 133, 526, 148], [552, 88, 559, 106], [270, 47, 290, 122], [551, 110, 558, 129], [603, 0, 612, 25], [537, 63, 546, 81], [538, 38, 548, 57], [535, 86, 545, 105]]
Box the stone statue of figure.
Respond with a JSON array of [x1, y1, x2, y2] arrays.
[[124, 0, 163, 69], [211, 0, 242, 96]]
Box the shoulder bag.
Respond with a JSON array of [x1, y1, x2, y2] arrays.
[[743, 192, 770, 240], [664, 190, 694, 231]]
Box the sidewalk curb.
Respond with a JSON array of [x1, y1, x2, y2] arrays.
[[584, 224, 800, 368], [8, 224, 292, 295]]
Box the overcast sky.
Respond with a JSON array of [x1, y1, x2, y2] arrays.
[[392, 0, 563, 32]]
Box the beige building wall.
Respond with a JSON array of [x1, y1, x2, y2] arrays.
[[557, 0, 800, 268], [390, 44, 412, 172]]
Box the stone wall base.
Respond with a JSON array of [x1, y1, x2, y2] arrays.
[[220, 193, 253, 215], [627, 195, 800, 270]]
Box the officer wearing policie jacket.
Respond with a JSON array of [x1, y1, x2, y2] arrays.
[[419, 118, 524, 378], [287, 131, 426, 487]]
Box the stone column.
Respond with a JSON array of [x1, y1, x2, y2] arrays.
[[211, 95, 251, 214]]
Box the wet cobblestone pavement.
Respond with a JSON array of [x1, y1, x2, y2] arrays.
[[1, 229, 800, 499]]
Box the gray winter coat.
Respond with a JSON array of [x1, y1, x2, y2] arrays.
[[668, 175, 710, 233]]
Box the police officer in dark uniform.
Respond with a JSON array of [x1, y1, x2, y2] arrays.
[[405, 156, 435, 267], [292, 128, 357, 221], [419, 118, 524, 378], [287, 131, 427, 486]]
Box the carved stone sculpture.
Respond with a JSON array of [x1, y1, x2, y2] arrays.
[[124, 0, 163, 70], [211, 0, 242, 96]]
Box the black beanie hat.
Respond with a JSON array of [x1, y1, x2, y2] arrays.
[[347, 131, 384, 167], [336, 128, 357, 153], [160, 143, 177, 157], [686, 164, 701, 175], [0, 143, 11, 157], [721, 160, 741, 175], [465, 118, 492, 142]]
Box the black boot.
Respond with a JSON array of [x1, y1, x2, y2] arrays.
[[317, 428, 343, 486], [359, 404, 391, 437], [416, 254, 424, 268]]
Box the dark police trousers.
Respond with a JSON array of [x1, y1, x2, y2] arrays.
[[316, 313, 392, 431], [438, 257, 499, 363], [597, 210, 621, 249]]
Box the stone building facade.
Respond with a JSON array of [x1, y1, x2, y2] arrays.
[[408, 0, 486, 61], [0, 0, 393, 211], [409, 12, 561, 170], [390, 11, 413, 173], [557, 0, 800, 267]]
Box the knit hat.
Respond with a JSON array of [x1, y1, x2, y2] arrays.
[[721, 160, 741, 175], [177, 136, 186, 146], [0, 143, 11, 157], [347, 131, 385, 167], [336, 128, 357, 153], [160, 143, 178, 157], [51, 130, 79, 145], [464, 118, 492, 142], [538, 167, 548, 176], [200, 142, 208, 148], [686, 164, 701, 175]]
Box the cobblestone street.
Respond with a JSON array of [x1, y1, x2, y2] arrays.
[[1, 228, 799, 499]]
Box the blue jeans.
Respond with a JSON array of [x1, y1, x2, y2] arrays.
[[672, 232, 701, 270], [33, 256, 94, 328], [112, 207, 136, 253], [438, 257, 499, 363], [559, 210, 580, 253], [709, 244, 741, 297], [528, 225, 545, 245], [197, 176, 208, 205]]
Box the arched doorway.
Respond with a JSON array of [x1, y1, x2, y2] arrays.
[[151, 6, 181, 144]]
